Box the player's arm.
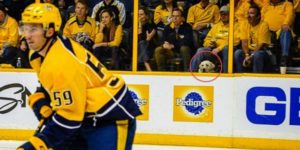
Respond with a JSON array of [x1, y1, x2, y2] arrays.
[[19, 65, 87, 149], [28, 85, 53, 121]]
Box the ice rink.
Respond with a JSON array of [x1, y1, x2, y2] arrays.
[[0, 141, 241, 150]]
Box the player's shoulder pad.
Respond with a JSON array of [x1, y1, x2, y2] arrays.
[[57, 35, 75, 55]]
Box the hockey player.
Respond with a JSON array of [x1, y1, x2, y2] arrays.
[[17, 1, 141, 150]]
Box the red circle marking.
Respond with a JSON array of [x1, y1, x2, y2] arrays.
[[189, 50, 223, 82]]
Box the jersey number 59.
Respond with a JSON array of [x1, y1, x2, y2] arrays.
[[53, 91, 73, 107]]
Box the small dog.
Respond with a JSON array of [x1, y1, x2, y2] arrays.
[[198, 60, 216, 73]]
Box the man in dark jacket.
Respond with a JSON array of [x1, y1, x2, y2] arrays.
[[154, 8, 193, 71]]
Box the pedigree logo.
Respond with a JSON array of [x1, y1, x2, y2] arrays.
[[128, 84, 149, 121], [173, 86, 214, 122]]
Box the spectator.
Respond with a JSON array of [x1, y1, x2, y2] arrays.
[[67, 0, 79, 19], [154, 0, 180, 28], [261, 0, 294, 67], [0, 3, 19, 65], [63, 0, 97, 51], [234, 4, 272, 73], [14, 37, 31, 68], [177, 0, 193, 19], [154, 0, 182, 45], [93, 9, 123, 70], [191, 5, 240, 73], [234, 0, 251, 23], [138, 6, 156, 71], [91, 0, 126, 26], [253, 0, 269, 8], [154, 8, 193, 71], [57, 0, 69, 33], [187, 0, 220, 48], [3, 0, 25, 21], [294, 0, 300, 38]]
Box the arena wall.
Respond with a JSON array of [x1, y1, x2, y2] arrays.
[[0, 70, 299, 149]]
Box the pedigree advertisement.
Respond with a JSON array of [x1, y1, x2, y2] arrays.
[[128, 84, 149, 121], [173, 86, 214, 122]]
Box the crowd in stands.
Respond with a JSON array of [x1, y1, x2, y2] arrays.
[[0, 0, 133, 70], [139, 0, 300, 74], [0, 0, 300, 74]]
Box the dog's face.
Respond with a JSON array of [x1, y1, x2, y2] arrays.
[[198, 60, 215, 73]]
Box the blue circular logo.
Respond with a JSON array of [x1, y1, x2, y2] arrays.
[[184, 92, 204, 115], [129, 90, 138, 100]]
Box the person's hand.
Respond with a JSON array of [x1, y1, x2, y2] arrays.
[[212, 48, 220, 54], [146, 31, 151, 41], [281, 24, 290, 31], [243, 54, 252, 67], [93, 43, 107, 49], [196, 23, 207, 30], [28, 92, 53, 121], [0, 49, 3, 56], [210, 40, 217, 48], [99, 21, 105, 32]]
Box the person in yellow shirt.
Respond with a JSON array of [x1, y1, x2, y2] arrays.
[[261, 0, 294, 67], [234, 4, 272, 73], [253, 0, 270, 8], [63, 0, 97, 52], [0, 3, 19, 65], [93, 8, 123, 70], [187, 0, 220, 48], [234, 0, 251, 23], [154, 0, 179, 28], [191, 5, 240, 73], [17, 2, 141, 150]]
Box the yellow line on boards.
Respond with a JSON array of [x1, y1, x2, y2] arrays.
[[1, 130, 299, 149]]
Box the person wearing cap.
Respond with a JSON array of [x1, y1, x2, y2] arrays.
[[186, 0, 220, 48], [191, 5, 240, 73], [234, 4, 272, 73], [0, 3, 19, 65], [17, 2, 141, 150]]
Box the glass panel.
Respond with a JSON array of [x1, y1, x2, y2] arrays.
[[138, 0, 234, 73], [233, 0, 300, 74]]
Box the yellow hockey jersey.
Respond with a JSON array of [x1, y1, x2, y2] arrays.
[[63, 16, 97, 42], [0, 15, 19, 51], [29, 35, 141, 122]]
